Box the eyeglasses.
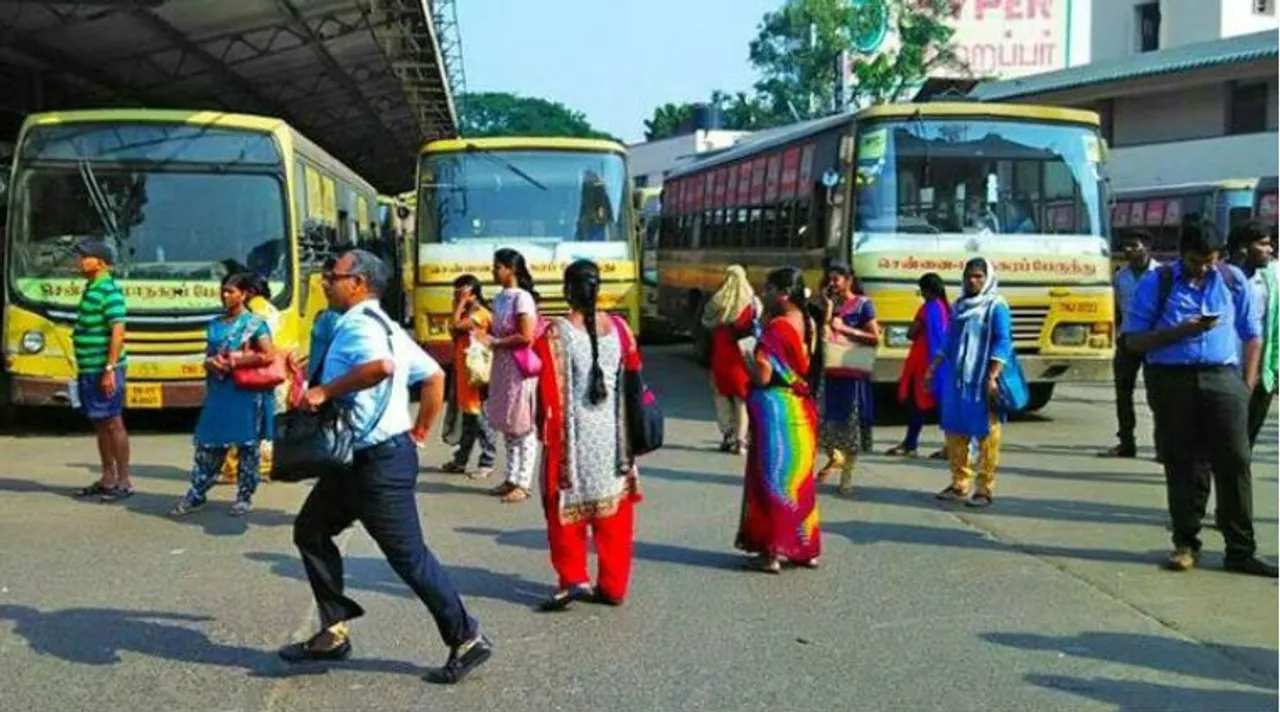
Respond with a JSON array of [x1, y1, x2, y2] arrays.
[[322, 272, 359, 284]]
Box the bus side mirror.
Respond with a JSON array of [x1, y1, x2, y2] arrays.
[[396, 206, 411, 220]]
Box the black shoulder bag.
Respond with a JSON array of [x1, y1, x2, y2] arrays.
[[271, 308, 395, 482]]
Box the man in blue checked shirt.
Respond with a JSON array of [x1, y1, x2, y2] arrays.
[[279, 250, 493, 683], [1122, 222, 1276, 578]]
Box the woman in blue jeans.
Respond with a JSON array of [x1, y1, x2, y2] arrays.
[[170, 273, 277, 517]]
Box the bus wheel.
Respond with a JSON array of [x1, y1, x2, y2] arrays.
[[1025, 383, 1055, 413]]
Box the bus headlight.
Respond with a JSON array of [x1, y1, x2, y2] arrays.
[[1051, 324, 1089, 347], [20, 330, 46, 354], [883, 324, 911, 348]]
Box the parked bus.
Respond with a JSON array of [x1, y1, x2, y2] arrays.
[[1256, 176, 1277, 231], [413, 136, 641, 363], [635, 186, 666, 337], [1110, 179, 1264, 267], [2, 109, 376, 412], [657, 102, 1115, 412]]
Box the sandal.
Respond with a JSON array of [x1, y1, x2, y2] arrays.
[[885, 444, 917, 457], [440, 461, 467, 475], [965, 494, 993, 509], [74, 481, 109, 498], [536, 584, 593, 612], [99, 486, 135, 503], [817, 465, 839, 484], [488, 482, 516, 496], [744, 555, 781, 574], [168, 498, 205, 517], [935, 485, 968, 502], [468, 466, 494, 481], [500, 487, 530, 504], [796, 557, 821, 569]]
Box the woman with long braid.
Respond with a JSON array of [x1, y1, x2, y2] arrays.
[[530, 260, 643, 611]]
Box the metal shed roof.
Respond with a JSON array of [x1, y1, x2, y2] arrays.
[[970, 30, 1279, 102], [0, 0, 459, 191]]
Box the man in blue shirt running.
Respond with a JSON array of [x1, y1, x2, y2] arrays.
[[1123, 221, 1275, 578], [279, 250, 494, 683]]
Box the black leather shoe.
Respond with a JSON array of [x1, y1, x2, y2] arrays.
[[424, 634, 493, 685], [278, 632, 353, 663], [1223, 556, 1279, 578]]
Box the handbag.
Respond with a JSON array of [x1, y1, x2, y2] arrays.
[[231, 353, 288, 391], [465, 341, 493, 387], [995, 351, 1030, 414], [512, 345, 542, 378], [609, 315, 664, 456], [823, 338, 877, 378], [270, 307, 395, 482]]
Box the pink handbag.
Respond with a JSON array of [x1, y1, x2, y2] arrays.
[[512, 345, 542, 378]]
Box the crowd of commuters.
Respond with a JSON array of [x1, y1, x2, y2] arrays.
[[59, 213, 1277, 684]]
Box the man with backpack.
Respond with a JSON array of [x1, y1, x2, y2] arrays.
[[1122, 221, 1276, 578], [1099, 229, 1160, 459]]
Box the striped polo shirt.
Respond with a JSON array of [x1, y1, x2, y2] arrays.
[[73, 274, 128, 374]]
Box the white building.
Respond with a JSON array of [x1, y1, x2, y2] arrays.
[[628, 129, 751, 192], [970, 1, 1278, 190]]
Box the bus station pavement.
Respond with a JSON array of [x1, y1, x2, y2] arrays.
[[0, 346, 1276, 712]]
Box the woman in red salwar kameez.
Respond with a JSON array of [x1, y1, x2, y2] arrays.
[[532, 259, 643, 611]]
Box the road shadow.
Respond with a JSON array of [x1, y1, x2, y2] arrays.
[[0, 477, 296, 536], [0, 603, 427, 678], [823, 519, 1165, 567], [1023, 674, 1276, 712], [456, 526, 744, 572], [981, 631, 1277, 690], [245, 551, 550, 607], [0, 409, 200, 437], [68, 462, 191, 483]]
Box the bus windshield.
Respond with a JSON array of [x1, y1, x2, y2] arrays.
[[418, 149, 627, 243], [8, 124, 289, 311], [853, 118, 1105, 238]]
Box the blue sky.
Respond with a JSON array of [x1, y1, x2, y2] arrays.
[[455, 0, 782, 143]]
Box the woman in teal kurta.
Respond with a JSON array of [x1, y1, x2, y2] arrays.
[[171, 273, 277, 517]]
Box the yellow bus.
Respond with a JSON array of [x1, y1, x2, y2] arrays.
[[657, 102, 1116, 412], [635, 186, 665, 336], [413, 136, 641, 363], [2, 109, 376, 412], [1110, 179, 1266, 268]]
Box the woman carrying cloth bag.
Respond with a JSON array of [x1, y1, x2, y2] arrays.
[[702, 265, 762, 455], [817, 261, 880, 494]]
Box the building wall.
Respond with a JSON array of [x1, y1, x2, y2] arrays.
[[1108, 132, 1278, 188], [627, 130, 749, 190], [1090, 0, 1277, 63], [1112, 84, 1228, 145]]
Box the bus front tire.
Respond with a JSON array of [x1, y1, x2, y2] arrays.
[[1024, 383, 1055, 413]]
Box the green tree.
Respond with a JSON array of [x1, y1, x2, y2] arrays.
[[642, 91, 780, 141], [749, 0, 964, 120], [458, 92, 616, 141]]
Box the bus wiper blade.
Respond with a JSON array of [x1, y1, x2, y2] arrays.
[[78, 159, 120, 239], [463, 143, 547, 191]]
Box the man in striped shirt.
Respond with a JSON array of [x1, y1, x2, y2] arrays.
[[71, 238, 134, 502]]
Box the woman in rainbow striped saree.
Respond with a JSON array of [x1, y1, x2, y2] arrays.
[[734, 267, 821, 574]]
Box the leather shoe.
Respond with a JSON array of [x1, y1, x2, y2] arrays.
[[424, 634, 492, 685], [1223, 556, 1279, 578], [1164, 547, 1199, 572], [278, 631, 352, 663]]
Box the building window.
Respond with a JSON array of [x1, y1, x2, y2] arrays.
[[1136, 2, 1160, 53], [1229, 82, 1269, 135]]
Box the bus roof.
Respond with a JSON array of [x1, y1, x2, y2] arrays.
[[421, 136, 627, 155], [666, 102, 1100, 181], [20, 109, 288, 134], [1114, 179, 1262, 199]]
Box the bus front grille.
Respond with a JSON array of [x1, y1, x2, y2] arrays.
[[1010, 305, 1049, 351]]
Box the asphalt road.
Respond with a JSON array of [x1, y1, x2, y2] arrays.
[[0, 345, 1276, 712]]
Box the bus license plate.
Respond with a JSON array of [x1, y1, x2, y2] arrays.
[[126, 383, 163, 409]]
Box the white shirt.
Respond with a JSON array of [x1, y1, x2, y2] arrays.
[[320, 299, 441, 449]]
